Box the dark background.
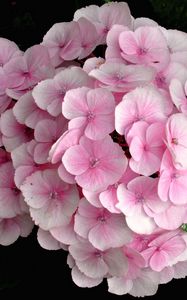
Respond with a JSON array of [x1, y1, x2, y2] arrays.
[[1, 0, 187, 298]]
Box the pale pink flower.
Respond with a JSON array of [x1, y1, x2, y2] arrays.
[[154, 62, 187, 90], [74, 198, 131, 250], [115, 86, 168, 136], [0, 161, 28, 218], [106, 24, 129, 63], [42, 21, 81, 67], [0, 108, 33, 152], [99, 166, 134, 214], [162, 28, 187, 67], [4, 45, 54, 99], [166, 113, 187, 169], [33, 116, 67, 164], [169, 78, 187, 115], [32, 67, 93, 117], [0, 38, 22, 67], [11, 140, 48, 188], [119, 26, 170, 70], [141, 231, 186, 272], [108, 268, 160, 297], [158, 150, 187, 204], [0, 68, 11, 113], [62, 87, 115, 140], [132, 18, 158, 30], [49, 128, 83, 164], [21, 169, 79, 230], [37, 228, 62, 250], [13, 91, 50, 129], [49, 128, 83, 184], [127, 121, 166, 176], [82, 189, 102, 208], [83, 57, 105, 74], [0, 214, 34, 246], [74, 2, 132, 44], [77, 18, 98, 59], [89, 62, 154, 92], [71, 265, 102, 288], [116, 176, 167, 234], [69, 238, 128, 278], [50, 216, 78, 245], [154, 204, 187, 230], [62, 135, 127, 192]]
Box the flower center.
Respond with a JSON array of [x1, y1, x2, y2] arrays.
[[90, 157, 100, 168], [94, 251, 102, 258], [137, 47, 147, 55], [49, 191, 58, 200], [135, 192, 144, 202], [155, 74, 166, 87], [171, 138, 178, 145], [87, 111, 95, 121], [97, 215, 107, 223], [11, 187, 20, 195]]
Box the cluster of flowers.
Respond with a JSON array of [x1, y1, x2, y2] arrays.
[[1, 1, 187, 296]]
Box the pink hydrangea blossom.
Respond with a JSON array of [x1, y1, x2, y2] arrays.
[[115, 86, 168, 136], [0, 37, 22, 67], [107, 268, 160, 297], [32, 67, 93, 117], [74, 198, 132, 250], [42, 22, 81, 67], [0, 214, 33, 246], [1, 1, 187, 296], [13, 91, 50, 129], [0, 108, 33, 152], [118, 26, 170, 70], [4, 45, 54, 100], [74, 2, 132, 44], [21, 169, 79, 230], [127, 121, 166, 176], [33, 116, 67, 164], [0, 161, 28, 218], [141, 231, 186, 272], [69, 238, 128, 278], [11, 140, 48, 188], [62, 135, 127, 192], [158, 150, 187, 204], [166, 113, 187, 169], [89, 62, 154, 92], [62, 87, 115, 140], [117, 176, 167, 234], [169, 78, 187, 115]]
